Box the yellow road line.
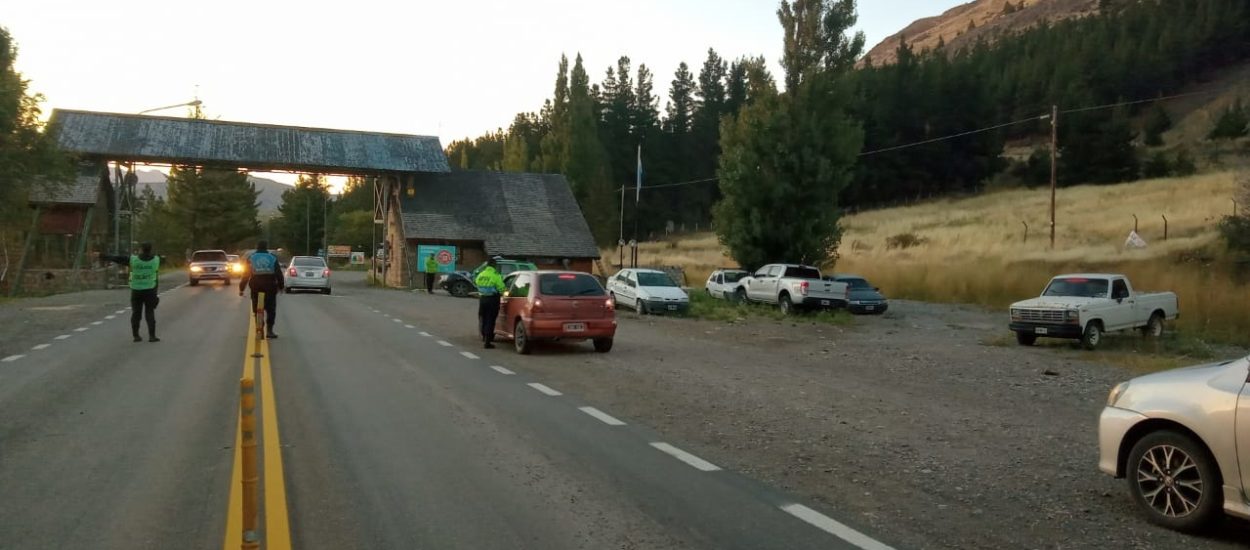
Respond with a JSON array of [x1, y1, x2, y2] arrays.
[[222, 314, 257, 550], [260, 336, 292, 549]]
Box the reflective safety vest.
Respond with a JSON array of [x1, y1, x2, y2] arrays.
[[249, 251, 278, 275], [129, 255, 160, 290], [475, 266, 505, 296], [425, 255, 439, 273]]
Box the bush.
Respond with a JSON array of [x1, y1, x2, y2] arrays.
[[1218, 215, 1250, 255], [886, 232, 928, 250], [1208, 100, 1249, 140]]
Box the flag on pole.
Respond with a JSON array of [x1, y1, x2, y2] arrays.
[[635, 145, 643, 203]]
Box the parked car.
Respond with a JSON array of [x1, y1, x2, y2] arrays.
[[227, 254, 244, 277], [1009, 273, 1178, 350], [494, 271, 616, 354], [607, 268, 689, 314], [829, 274, 889, 314], [705, 269, 749, 302], [188, 249, 231, 286], [736, 264, 849, 315], [1098, 356, 1250, 532], [439, 259, 537, 297], [285, 255, 332, 294]]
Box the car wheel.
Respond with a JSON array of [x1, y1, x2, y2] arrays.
[[1143, 313, 1164, 338], [322, 288, 331, 295], [451, 281, 471, 298], [514, 320, 533, 355], [734, 288, 747, 304], [284, 287, 292, 294], [779, 294, 795, 316], [1016, 331, 1037, 346], [1127, 430, 1223, 533], [610, 292, 618, 309], [636, 299, 647, 315], [1081, 322, 1103, 350], [593, 338, 613, 353], [189, 278, 198, 287]]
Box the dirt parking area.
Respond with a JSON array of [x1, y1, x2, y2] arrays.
[[344, 271, 1250, 550]]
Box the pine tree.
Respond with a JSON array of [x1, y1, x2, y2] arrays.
[[664, 63, 695, 135], [562, 55, 617, 244], [1208, 99, 1249, 140], [273, 175, 331, 256], [716, 0, 864, 269], [538, 56, 571, 173], [1143, 103, 1172, 146]]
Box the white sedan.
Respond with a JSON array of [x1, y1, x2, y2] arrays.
[[607, 268, 689, 315], [705, 269, 748, 301]]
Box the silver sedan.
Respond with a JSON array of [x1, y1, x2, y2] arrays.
[[1099, 357, 1250, 531]]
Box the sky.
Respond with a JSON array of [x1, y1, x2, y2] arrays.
[[5, 0, 963, 187]]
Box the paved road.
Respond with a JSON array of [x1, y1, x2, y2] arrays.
[[0, 273, 893, 550]]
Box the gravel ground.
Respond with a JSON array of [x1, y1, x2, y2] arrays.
[[348, 275, 1248, 550]]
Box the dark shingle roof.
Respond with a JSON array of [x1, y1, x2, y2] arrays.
[[400, 172, 600, 259], [29, 163, 106, 205], [49, 109, 450, 175]]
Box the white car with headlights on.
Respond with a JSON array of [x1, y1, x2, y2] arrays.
[[1099, 357, 1250, 532]]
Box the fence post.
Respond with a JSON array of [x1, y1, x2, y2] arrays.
[[1162, 215, 1168, 241], [1022, 221, 1029, 243], [240, 378, 260, 550], [1132, 214, 1139, 233]]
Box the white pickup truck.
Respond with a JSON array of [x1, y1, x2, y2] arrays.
[[1009, 273, 1179, 350], [736, 264, 850, 315]]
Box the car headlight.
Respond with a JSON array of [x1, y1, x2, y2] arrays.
[[1010, 308, 1022, 320], [1107, 382, 1131, 407], [1065, 310, 1079, 323], [190, 266, 203, 272]]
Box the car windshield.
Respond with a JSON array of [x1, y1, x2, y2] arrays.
[[722, 271, 747, 283], [293, 257, 326, 267], [227, 255, 239, 262], [841, 278, 872, 290], [637, 272, 677, 287], [538, 273, 605, 296], [783, 266, 822, 279], [191, 251, 227, 262], [1043, 278, 1109, 298]]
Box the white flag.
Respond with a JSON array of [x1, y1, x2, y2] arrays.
[[1125, 231, 1148, 249]]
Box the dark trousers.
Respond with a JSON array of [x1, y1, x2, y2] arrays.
[[478, 294, 501, 343], [425, 273, 435, 293], [130, 288, 159, 337], [248, 280, 279, 331]]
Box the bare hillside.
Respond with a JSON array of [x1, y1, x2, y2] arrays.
[[862, 0, 1098, 66]]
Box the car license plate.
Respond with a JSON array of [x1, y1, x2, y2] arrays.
[[866, 305, 875, 311], [821, 300, 830, 306], [304, 272, 316, 277], [564, 322, 586, 332], [1035, 327, 1049, 335], [667, 304, 678, 311]]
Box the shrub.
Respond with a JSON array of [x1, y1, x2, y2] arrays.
[[1218, 215, 1250, 255], [1208, 100, 1249, 140], [886, 232, 928, 250]]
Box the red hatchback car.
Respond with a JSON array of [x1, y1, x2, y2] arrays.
[[495, 271, 616, 354]]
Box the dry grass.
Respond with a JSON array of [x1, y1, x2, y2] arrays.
[[609, 172, 1250, 346]]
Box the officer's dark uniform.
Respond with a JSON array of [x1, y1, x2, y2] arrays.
[[239, 245, 284, 337]]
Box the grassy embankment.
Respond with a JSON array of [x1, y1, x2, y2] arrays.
[[609, 172, 1246, 361]]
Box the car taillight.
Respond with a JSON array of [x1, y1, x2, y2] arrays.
[[323, 269, 331, 277], [605, 298, 614, 310], [288, 267, 297, 276], [533, 299, 543, 312], [799, 281, 809, 296]]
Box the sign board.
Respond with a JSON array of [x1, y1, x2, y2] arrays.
[[327, 245, 351, 258], [349, 252, 365, 265], [417, 245, 458, 273]]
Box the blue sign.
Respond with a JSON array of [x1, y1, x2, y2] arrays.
[[417, 245, 457, 273]]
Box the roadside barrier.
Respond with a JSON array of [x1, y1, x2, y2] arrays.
[[239, 378, 260, 550]]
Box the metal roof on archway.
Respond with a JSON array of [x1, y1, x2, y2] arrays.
[[48, 109, 450, 175]]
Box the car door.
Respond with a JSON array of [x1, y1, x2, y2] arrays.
[[765, 265, 784, 300], [1106, 279, 1135, 331], [1238, 366, 1250, 496], [746, 266, 770, 302], [707, 273, 720, 295], [498, 273, 530, 336], [613, 271, 633, 302]]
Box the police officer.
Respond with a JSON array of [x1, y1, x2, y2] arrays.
[[238, 240, 284, 338], [424, 253, 439, 294], [103, 242, 164, 342], [475, 256, 506, 349]]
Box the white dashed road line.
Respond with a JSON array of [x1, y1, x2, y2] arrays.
[[780, 503, 895, 550], [114, 310, 126, 315], [404, 324, 415, 329], [490, 365, 515, 375], [74, 327, 88, 332], [31, 344, 51, 351], [55, 335, 71, 340], [91, 321, 103, 326], [578, 407, 626, 426], [419, 332, 432, 337], [650, 442, 721, 472], [527, 383, 562, 397], [459, 351, 479, 360], [105, 315, 116, 320], [392, 318, 402, 323], [2, 355, 24, 363], [437, 340, 453, 347]]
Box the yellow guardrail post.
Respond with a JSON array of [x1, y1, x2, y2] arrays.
[[240, 378, 260, 550], [253, 291, 266, 356]]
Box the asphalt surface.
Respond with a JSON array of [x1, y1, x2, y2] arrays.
[[0, 272, 892, 550]]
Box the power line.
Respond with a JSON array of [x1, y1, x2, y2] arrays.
[[617, 176, 718, 193], [857, 115, 1045, 157]]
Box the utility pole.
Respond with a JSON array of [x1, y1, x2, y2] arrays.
[[305, 194, 311, 256], [1049, 104, 1058, 250], [323, 192, 329, 259], [618, 185, 625, 268]]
